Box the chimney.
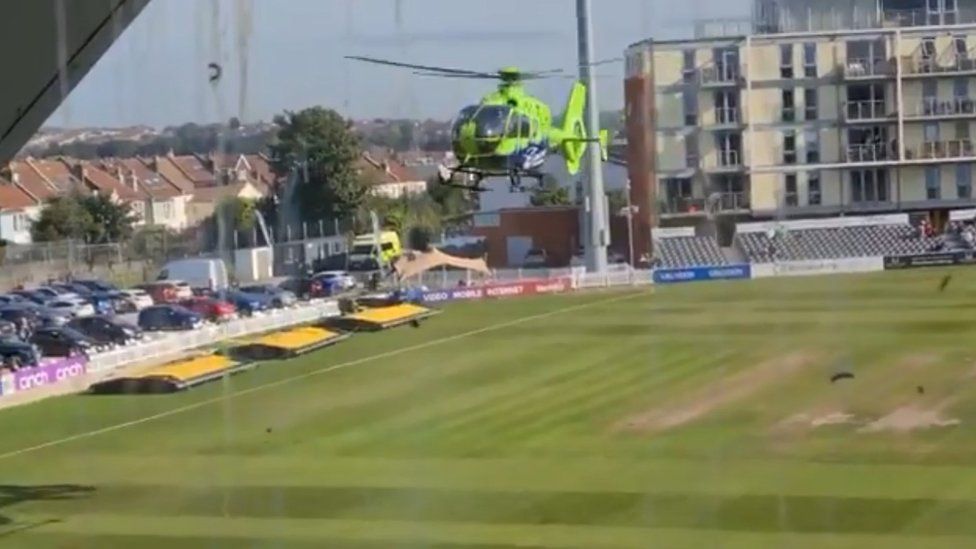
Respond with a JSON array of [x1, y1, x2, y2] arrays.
[[116, 167, 125, 185], [11, 172, 19, 185], [129, 173, 139, 191]]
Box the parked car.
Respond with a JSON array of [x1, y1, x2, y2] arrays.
[[213, 290, 272, 317], [72, 279, 118, 293], [0, 320, 17, 339], [138, 305, 204, 332], [277, 276, 320, 299], [51, 282, 93, 296], [180, 296, 237, 323], [67, 316, 143, 346], [0, 305, 41, 335], [35, 287, 81, 301], [117, 289, 154, 310], [136, 281, 192, 304], [87, 291, 132, 315], [157, 258, 229, 291], [46, 297, 96, 318], [310, 271, 356, 297], [523, 248, 548, 268], [11, 290, 55, 305], [30, 326, 98, 357], [239, 284, 297, 308], [0, 339, 41, 370], [0, 294, 26, 306]]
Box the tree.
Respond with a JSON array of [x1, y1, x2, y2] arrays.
[[80, 193, 138, 242], [31, 193, 137, 243], [31, 195, 95, 242], [269, 107, 368, 222], [530, 175, 571, 207], [426, 177, 474, 223], [607, 189, 629, 217]]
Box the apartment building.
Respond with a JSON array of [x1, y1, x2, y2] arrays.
[[626, 0, 976, 227]]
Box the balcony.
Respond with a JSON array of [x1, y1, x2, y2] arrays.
[[906, 96, 976, 119], [906, 139, 976, 160], [843, 100, 890, 122], [712, 106, 741, 126], [903, 54, 976, 77], [845, 143, 889, 163], [700, 65, 741, 87], [705, 149, 744, 173], [658, 192, 749, 216], [881, 8, 930, 28], [843, 58, 894, 80]]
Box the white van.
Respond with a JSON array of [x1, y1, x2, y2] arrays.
[[157, 258, 229, 291]]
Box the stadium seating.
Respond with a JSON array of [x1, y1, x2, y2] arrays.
[[653, 236, 728, 268], [735, 224, 942, 263]]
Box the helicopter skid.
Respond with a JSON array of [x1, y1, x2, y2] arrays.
[[437, 164, 543, 193]]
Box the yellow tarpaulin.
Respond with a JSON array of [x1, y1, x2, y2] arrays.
[[393, 248, 490, 280]]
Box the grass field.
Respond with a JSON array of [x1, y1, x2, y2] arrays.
[[3, 268, 976, 547]]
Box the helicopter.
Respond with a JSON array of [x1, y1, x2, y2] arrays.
[[345, 56, 610, 192]]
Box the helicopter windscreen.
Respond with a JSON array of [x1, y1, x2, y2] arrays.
[[473, 105, 511, 138], [452, 105, 478, 139]]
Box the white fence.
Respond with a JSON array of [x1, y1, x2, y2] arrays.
[[86, 299, 340, 375]]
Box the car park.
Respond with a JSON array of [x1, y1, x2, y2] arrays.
[[0, 305, 41, 335], [138, 304, 204, 332], [30, 326, 98, 357], [239, 284, 297, 308], [0, 320, 17, 338], [67, 316, 143, 346], [136, 281, 192, 304]]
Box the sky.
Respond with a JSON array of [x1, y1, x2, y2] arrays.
[[49, 0, 751, 128]]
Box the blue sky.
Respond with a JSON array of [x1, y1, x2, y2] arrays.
[[50, 0, 750, 128]]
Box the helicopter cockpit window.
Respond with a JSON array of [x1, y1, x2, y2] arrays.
[[508, 114, 532, 139], [473, 105, 511, 138], [452, 105, 478, 139]]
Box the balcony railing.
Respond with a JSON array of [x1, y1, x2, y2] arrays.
[[717, 149, 742, 168], [700, 65, 740, 86], [882, 8, 929, 28], [909, 96, 976, 117], [903, 55, 976, 75], [909, 140, 976, 160], [846, 143, 889, 162], [843, 58, 893, 79], [844, 99, 888, 121], [713, 106, 740, 125], [659, 192, 749, 215]]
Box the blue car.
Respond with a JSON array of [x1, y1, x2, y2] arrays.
[[138, 305, 204, 332], [216, 290, 273, 317]]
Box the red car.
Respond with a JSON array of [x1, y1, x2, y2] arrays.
[[180, 297, 237, 323]]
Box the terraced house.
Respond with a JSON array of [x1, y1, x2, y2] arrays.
[[626, 0, 976, 230]]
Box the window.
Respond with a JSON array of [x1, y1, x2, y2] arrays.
[[808, 172, 822, 205], [685, 134, 699, 167], [780, 44, 794, 78], [473, 105, 511, 138], [805, 129, 820, 163], [784, 174, 798, 206], [782, 89, 795, 121], [926, 166, 941, 199], [508, 115, 531, 138], [924, 122, 940, 143], [958, 163, 972, 198], [682, 49, 695, 82], [922, 36, 937, 60], [955, 78, 969, 105], [803, 43, 817, 77], [957, 120, 971, 140], [161, 202, 173, 219], [954, 35, 968, 58], [683, 89, 697, 126], [851, 169, 888, 203], [804, 88, 818, 120], [783, 131, 797, 164]]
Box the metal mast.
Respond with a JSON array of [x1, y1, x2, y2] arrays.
[[576, 0, 608, 273]]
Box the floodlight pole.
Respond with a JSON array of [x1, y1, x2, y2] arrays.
[[576, 0, 608, 274]]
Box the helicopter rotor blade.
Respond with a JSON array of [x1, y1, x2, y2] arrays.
[[412, 71, 502, 79], [344, 55, 494, 77]]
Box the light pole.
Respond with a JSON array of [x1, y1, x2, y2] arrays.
[[576, 0, 608, 274], [625, 179, 636, 268]]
